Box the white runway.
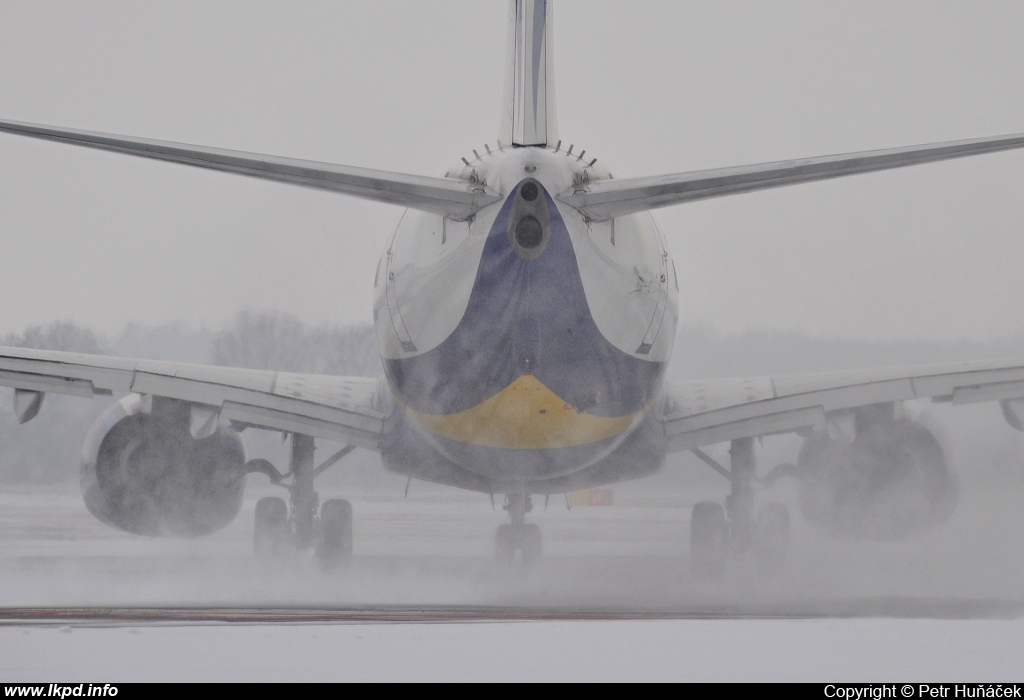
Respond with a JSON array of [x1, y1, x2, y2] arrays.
[[6, 618, 1024, 682], [2, 474, 1024, 681]]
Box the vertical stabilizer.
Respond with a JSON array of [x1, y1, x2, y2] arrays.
[[499, 0, 558, 147]]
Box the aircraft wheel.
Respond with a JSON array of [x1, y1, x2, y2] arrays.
[[690, 501, 727, 580], [753, 502, 790, 577], [496, 523, 517, 570], [316, 498, 353, 572], [254, 496, 290, 558], [520, 523, 543, 568]]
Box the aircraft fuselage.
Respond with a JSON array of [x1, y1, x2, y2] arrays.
[[374, 146, 679, 493]]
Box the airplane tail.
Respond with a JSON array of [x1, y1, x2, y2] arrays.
[[498, 0, 559, 147]]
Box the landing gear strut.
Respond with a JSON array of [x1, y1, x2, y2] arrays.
[[290, 433, 319, 551], [496, 493, 542, 569], [252, 433, 355, 571], [690, 437, 790, 580]]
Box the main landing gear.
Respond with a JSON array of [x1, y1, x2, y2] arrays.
[[251, 433, 356, 572], [496, 493, 543, 570], [689, 437, 790, 580]]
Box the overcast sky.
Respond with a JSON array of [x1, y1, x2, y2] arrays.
[[1, 1, 1024, 343]]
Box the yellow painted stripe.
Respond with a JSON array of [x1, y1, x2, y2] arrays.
[[403, 373, 641, 449]]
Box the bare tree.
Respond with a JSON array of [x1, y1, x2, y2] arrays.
[[2, 320, 106, 354], [212, 310, 380, 377]]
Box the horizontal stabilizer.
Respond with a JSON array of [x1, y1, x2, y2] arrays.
[[559, 133, 1024, 220], [0, 119, 501, 220]]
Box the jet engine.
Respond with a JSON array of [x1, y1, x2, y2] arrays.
[[81, 394, 246, 537], [794, 403, 957, 540]]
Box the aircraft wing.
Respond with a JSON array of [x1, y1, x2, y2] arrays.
[[0, 346, 384, 450], [662, 359, 1024, 451], [0, 118, 501, 221], [560, 133, 1024, 221]]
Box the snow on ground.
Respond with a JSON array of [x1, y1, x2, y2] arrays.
[[4, 618, 1024, 682], [2, 470, 1023, 681]]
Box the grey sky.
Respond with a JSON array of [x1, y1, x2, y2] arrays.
[[1, 1, 1023, 342]]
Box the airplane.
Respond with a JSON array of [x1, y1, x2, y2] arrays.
[[1, 0, 1024, 577]]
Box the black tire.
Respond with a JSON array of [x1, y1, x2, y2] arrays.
[[316, 498, 353, 572], [496, 523, 516, 570], [690, 501, 727, 580], [254, 496, 289, 558], [753, 502, 790, 577], [520, 523, 543, 568]]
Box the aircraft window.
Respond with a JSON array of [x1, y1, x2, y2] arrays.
[[520, 181, 539, 201], [515, 216, 543, 248]]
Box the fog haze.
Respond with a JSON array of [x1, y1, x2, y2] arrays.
[[1, 321, 1023, 679], [2, 3, 1024, 680], [1, 1, 1023, 341]]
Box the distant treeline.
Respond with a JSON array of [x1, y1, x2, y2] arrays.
[[0, 311, 381, 376], [670, 325, 1024, 379]]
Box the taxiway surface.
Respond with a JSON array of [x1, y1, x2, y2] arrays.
[[2, 472, 1024, 680]]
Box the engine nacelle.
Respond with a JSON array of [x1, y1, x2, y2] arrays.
[[796, 403, 958, 540], [81, 394, 246, 537]]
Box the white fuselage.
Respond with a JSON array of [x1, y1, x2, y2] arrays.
[[373, 145, 679, 492]]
